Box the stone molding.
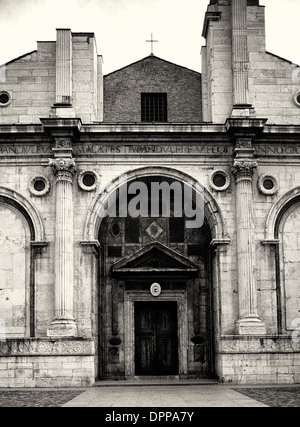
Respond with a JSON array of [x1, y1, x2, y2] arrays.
[[261, 239, 280, 246], [31, 241, 49, 255], [80, 240, 101, 256], [0, 338, 94, 357], [210, 238, 231, 247], [219, 337, 300, 354]]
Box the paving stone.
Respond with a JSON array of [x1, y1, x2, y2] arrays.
[[5, 385, 300, 407], [233, 387, 300, 408], [0, 390, 84, 407]]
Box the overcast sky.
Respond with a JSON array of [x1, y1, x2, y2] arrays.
[[0, 0, 299, 75]]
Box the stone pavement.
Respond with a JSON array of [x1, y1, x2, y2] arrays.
[[1, 384, 300, 407], [62, 385, 267, 408]]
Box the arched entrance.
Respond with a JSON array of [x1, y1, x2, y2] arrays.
[[96, 171, 217, 380]]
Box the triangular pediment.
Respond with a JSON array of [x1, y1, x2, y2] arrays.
[[111, 242, 198, 279]]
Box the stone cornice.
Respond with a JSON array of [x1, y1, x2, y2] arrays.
[[225, 117, 268, 136], [202, 11, 222, 38], [40, 118, 82, 148], [80, 240, 101, 256], [1, 123, 300, 136], [31, 241, 49, 255], [210, 238, 231, 246]]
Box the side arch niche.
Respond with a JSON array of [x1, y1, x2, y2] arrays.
[[264, 187, 300, 333], [0, 188, 46, 338]]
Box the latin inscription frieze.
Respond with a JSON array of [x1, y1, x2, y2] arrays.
[[74, 144, 233, 155], [0, 143, 300, 157]]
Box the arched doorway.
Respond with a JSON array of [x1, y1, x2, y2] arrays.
[[97, 173, 215, 379]]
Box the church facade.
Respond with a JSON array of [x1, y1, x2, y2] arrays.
[[0, 0, 300, 387]]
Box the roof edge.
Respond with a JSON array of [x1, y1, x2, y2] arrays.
[[104, 54, 201, 77], [0, 50, 37, 68], [266, 51, 299, 67]]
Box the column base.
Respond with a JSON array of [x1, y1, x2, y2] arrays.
[[50, 105, 76, 119], [231, 104, 255, 118], [235, 318, 267, 336], [47, 319, 78, 338]]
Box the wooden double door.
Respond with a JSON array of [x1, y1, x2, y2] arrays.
[[135, 302, 179, 376]]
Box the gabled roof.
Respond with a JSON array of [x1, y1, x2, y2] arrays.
[[104, 54, 201, 77], [266, 51, 300, 67], [1, 50, 37, 67], [111, 241, 198, 279]]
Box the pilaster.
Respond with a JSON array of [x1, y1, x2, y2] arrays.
[[51, 29, 75, 118], [231, 0, 254, 118]]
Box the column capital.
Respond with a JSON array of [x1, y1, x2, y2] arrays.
[[232, 159, 257, 182], [49, 157, 77, 183]]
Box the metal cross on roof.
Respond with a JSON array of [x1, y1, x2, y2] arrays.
[[146, 33, 158, 55]]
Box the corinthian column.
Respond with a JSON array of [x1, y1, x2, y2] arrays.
[[47, 151, 77, 337], [232, 153, 266, 335]]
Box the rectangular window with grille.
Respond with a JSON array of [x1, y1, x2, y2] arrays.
[[141, 93, 168, 122]]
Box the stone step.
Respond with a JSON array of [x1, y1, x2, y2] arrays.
[[93, 378, 220, 387]]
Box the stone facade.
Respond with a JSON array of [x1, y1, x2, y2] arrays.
[[0, 0, 300, 387]]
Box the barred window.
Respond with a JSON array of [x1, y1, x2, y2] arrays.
[[141, 93, 168, 122]]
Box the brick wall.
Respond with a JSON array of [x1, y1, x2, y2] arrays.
[[103, 56, 202, 123]]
